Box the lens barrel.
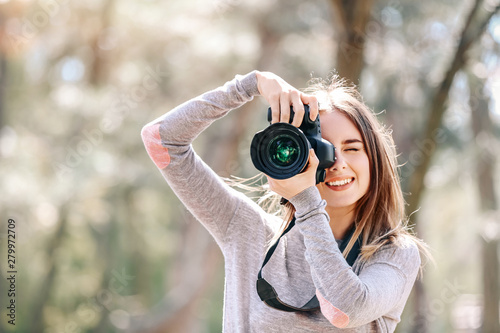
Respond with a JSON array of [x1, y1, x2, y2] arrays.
[[251, 104, 336, 183], [250, 123, 311, 180]]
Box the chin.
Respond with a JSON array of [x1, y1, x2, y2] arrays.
[[322, 195, 355, 209], [327, 200, 357, 210]]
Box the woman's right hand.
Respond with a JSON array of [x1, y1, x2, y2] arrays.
[[255, 71, 318, 128]]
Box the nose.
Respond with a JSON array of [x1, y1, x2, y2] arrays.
[[328, 149, 346, 171]]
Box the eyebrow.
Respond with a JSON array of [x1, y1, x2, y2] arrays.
[[342, 139, 363, 145]]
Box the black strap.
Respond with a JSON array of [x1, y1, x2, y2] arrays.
[[256, 218, 361, 312]]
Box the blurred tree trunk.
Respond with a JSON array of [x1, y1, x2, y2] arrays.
[[403, 2, 499, 332], [29, 205, 68, 332], [328, 0, 375, 85], [0, 53, 6, 131], [405, 0, 495, 219], [91, 185, 126, 333], [89, 0, 115, 86], [468, 72, 500, 332]]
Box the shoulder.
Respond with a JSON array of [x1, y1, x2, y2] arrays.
[[364, 235, 421, 279]]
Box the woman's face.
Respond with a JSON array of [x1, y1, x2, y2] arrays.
[[316, 111, 370, 214]]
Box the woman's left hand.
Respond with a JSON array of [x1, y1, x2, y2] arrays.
[[267, 149, 319, 200], [255, 71, 318, 127]]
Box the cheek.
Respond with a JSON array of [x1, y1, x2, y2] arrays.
[[354, 155, 371, 190]]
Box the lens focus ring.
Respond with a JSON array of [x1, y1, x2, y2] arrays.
[[250, 123, 310, 179]]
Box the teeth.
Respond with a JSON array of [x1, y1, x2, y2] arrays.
[[326, 178, 353, 186]]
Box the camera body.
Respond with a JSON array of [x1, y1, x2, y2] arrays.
[[250, 105, 336, 183]]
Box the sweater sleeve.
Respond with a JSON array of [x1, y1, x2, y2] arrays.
[[288, 186, 421, 328], [141, 71, 261, 248]]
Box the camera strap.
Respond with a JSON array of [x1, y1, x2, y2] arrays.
[[256, 218, 361, 312]]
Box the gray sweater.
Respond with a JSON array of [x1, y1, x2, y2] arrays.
[[141, 71, 420, 332]]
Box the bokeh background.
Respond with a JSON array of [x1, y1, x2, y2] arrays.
[[1, 0, 500, 332]]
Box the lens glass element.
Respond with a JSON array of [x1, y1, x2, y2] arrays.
[[268, 135, 300, 168]]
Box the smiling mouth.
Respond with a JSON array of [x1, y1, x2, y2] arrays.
[[325, 178, 354, 187]]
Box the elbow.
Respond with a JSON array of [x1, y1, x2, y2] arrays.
[[140, 124, 150, 144], [141, 123, 171, 169], [140, 123, 158, 150], [316, 290, 350, 328]]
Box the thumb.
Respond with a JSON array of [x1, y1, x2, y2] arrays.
[[304, 149, 319, 171]]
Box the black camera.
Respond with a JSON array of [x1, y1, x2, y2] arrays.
[[250, 105, 336, 183]]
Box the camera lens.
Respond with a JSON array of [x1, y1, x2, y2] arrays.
[[268, 135, 300, 168], [250, 123, 310, 180]]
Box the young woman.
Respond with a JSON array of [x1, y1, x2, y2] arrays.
[[141, 70, 428, 331]]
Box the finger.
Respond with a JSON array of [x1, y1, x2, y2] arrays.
[[265, 175, 273, 189], [305, 149, 319, 171], [269, 94, 280, 124], [290, 90, 304, 128], [280, 92, 291, 123], [301, 95, 319, 121], [266, 176, 282, 194]]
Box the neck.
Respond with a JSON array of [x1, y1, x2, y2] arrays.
[[326, 206, 355, 240]]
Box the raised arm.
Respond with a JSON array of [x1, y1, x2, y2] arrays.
[[141, 71, 261, 247], [141, 71, 323, 247]]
